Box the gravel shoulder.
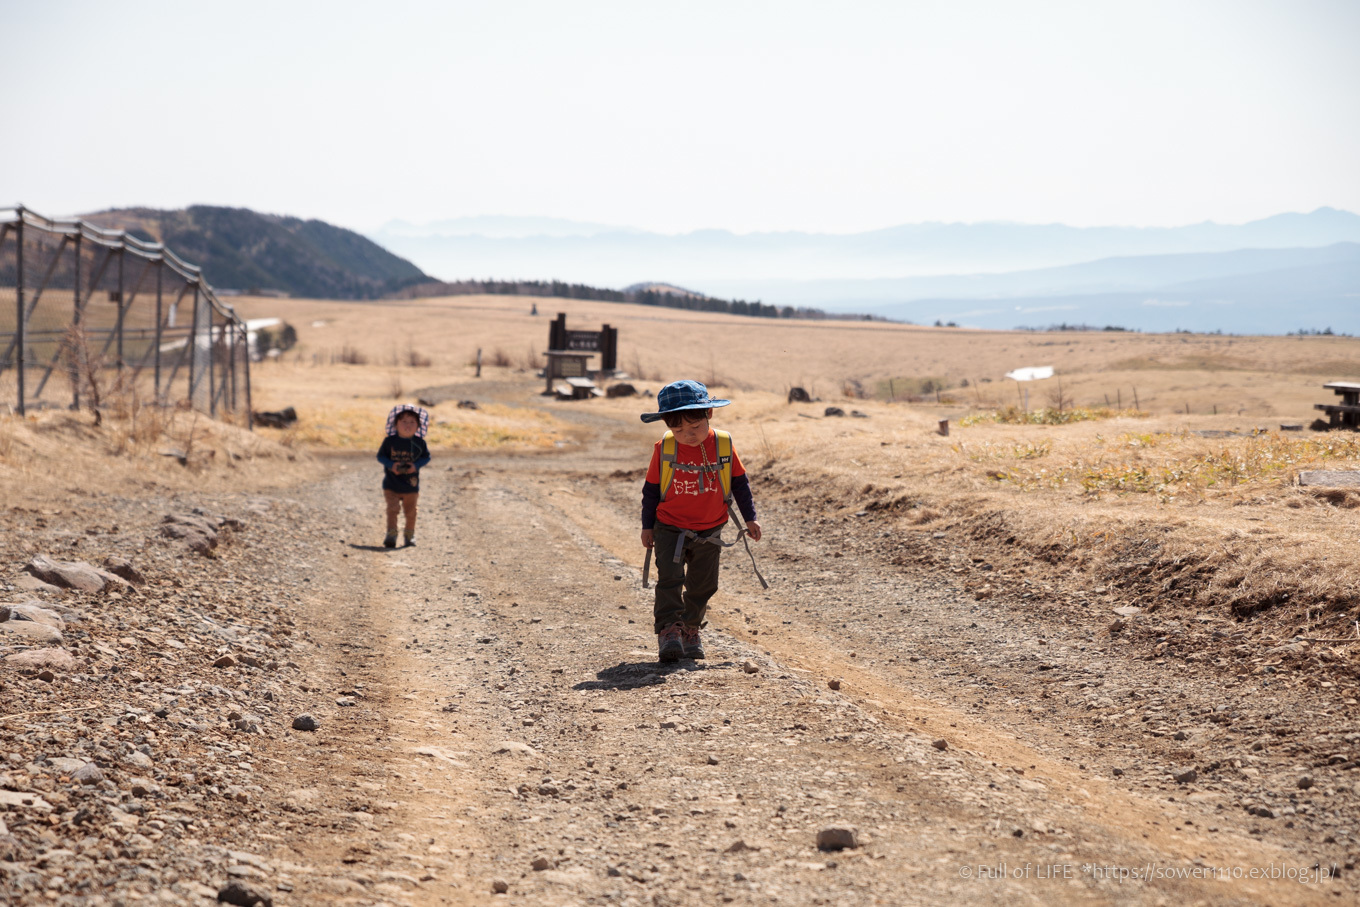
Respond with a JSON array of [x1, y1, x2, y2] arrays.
[[2, 398, 1357, 906]]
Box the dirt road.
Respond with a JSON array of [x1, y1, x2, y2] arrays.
[[3, 392, 1356, 905]]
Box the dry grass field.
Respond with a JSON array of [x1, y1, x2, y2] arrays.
[[227, 292, 1360, 418]]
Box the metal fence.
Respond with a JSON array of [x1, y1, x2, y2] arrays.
[[0, 205, 250, 423]]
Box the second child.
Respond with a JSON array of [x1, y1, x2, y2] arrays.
[[377, 405, 431, 548]]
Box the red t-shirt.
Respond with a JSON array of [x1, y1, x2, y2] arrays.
[[646, 429, 746, 531]]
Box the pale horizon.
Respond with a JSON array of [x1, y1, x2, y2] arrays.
[[3, 0, 1357, 238]]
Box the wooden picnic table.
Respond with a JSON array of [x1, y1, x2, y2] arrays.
[[1315, 381, 1360, 430]]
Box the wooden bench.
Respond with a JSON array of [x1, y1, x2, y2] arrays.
[[1314, 381, 1360, 430], [556, 376, 602, 400]]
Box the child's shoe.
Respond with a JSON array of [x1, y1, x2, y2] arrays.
[[403, 531, 416, 547], [658, 623, 684, 663], [383, 531, 397, 549], [681, 625, 705, 660]]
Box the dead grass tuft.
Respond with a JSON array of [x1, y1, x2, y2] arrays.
[[520, 345, 543, 372], [985, 431, 1360, 499], [332, 345, 368, 365], [404, 344, 433, 368], [0, 419, 15, 460], [1306, 487, 1360, 509], [961, 406, 1145, 426]]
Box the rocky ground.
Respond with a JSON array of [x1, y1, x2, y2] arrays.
[[1, 395, 1358, 906]]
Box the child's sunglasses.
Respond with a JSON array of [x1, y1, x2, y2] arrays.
[[662, 410, 709, 429]]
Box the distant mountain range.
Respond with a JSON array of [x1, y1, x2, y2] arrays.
[[379, 215, 638, 240], [368, 209, 1360, 333], [86, 206, 430, 299], [368, 208, 1360, 284], [700, 243, 1360, 334]]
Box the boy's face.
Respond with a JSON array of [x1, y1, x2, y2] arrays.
[[665, 410, 711, 446], [395, 415, 419, 438]]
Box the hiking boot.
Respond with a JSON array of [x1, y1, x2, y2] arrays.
[[681, 625, 705, 660], [658, 623, 684, 663], [403, 532, 416, 547], [383, 531, 397, 549]]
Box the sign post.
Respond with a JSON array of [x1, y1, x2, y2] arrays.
[[1004, 366, 1054, 413], [543, 312, 619, 395]]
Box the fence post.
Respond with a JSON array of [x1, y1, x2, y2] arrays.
[[243, 322, 253, 430], [14, 211, 24, 416], [116, 246, 125, 371], [208, 309, 217, 418], [229, 320, 238, 414], [188, 283, 201, 408], [72, 231, 81, 410], [153, 260, 163, 404]]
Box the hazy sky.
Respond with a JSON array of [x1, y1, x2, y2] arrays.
[[4, 0, 1357, 235]]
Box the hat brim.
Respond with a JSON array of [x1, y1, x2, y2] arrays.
[[640, 399, 730, 423]]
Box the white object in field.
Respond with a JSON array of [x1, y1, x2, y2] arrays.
[[1005, 366, 1054, 382]]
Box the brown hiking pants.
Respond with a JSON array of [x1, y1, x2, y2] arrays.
[[651, 520, 724, 634], [384, 490, 418, 534]]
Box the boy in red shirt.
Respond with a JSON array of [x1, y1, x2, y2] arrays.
[[640, 380, 762, 662]]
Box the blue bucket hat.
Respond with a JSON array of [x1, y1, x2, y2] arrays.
[[640, 380, 731, 423]]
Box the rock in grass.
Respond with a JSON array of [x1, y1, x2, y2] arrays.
[[292, 715, 319, 732], [5, 647, 77, 671], [23, 554, 129, 593], [816, 827, 858, 851], [217, 880, 273, 906], [0, 621, 64, 647], [4, 602, 65, 630], [14, 574, 62, 594], [102, 556, 145, 585], [72, 763, 104, 785]]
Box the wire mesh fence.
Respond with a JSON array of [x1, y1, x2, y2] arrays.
[[0, 205, 251, 425]]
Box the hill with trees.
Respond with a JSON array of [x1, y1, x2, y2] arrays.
[[84, 206, 431, 299]]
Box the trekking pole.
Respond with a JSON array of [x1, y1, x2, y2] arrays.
[[727, 503, 769, 590], [642, 545, 653, 589]]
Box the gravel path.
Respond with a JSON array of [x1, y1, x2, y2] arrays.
[[2, 397, 1356, 906]]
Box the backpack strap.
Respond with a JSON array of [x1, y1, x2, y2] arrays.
[[714, 429, 733, 504], [658, 431, 678, 501], [659, 429, 734, 502]]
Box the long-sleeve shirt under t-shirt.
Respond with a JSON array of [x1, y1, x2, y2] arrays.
[[377, 435, 430, 494], [640, 429, 756, 531]]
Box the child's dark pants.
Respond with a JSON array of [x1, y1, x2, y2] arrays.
[[652, 520, 723, 633]]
